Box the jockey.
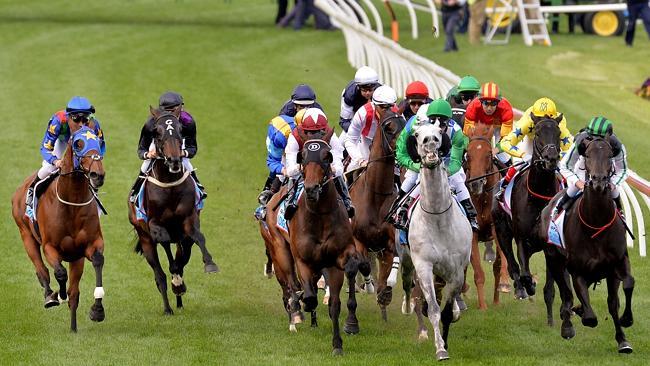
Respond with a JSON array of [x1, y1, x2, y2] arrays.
[[278, 84, 324, 117], [128, 91, 206, 203], [26, 96, 105, 209], [256, 109, 307, 212], [284, 108, 353, 219], [552, 116, 628, 217], [397, 81, 432, 121], [392, 99, 479, 231], [463, 82, 514, 166], [343, 85, 398, 171], [447, 75, 481, 128], [339, 66, 381, 135], [496, 97, 574, 200]]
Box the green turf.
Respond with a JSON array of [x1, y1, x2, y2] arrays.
[[0, 1, 648, 365]]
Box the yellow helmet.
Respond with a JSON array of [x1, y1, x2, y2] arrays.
[[532, 97, 558, 118], [294, 109, 307, 126]]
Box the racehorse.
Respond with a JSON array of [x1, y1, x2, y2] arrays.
[[540, 136, 634, 353], [464, 123, 511, 309], [12, 125, 106, 332], [408, 122, 472, 361], [492, 114, 563, 301], [348, 110, 405, 320], [128, 106, 218, 315], [263, 129, 369, 355]]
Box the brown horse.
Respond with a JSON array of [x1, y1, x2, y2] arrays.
[[263, 130, 368, 355], [12, 125, 106, 332], [128, 106, 218, 315], [349, 110, 405, 320], [540, 136, 634, 353], [464, 123, 511, 309]]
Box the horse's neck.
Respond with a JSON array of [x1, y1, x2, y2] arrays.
[[365, 130, 394, 194], [420, 165, 451, 211], [304, 182, 339, 216], [528, 162, 557, 196], [582, 187, 616, 225]]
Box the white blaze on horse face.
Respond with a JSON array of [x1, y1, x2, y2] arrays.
[[165, 119, 174, 136], [94, 286, 105, 299]]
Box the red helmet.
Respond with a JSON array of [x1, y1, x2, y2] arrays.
[[480, 82, 501, 100], [301, 108, 329, 131], [405, 81, 429, 99]]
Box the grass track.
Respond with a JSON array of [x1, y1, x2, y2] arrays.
[[0, 1, 648, 365]]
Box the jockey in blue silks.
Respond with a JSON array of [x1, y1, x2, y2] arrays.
[[26, 96, 105, 209]]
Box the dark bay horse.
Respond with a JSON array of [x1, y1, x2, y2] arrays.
[[128, 106, 218, 315], [464, 123, 511, 309], [492, 114, 563, 302], [12, 125, 106, 332], [349, 111, 405, 320], [264, 130, 368, 355], [540, 137, 634, 353]]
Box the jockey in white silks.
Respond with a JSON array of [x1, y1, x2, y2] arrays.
[[552, 116, 628, 218], [338, 66, 381, 145], [343, 85, 398, 171], [283, 108, 353, 219]]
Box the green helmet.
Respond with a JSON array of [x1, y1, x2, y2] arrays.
[[426, 99, 452, 119], [457, 76, 481, 93], [446, 86, 459, 104], [586, 116, 613, 137]]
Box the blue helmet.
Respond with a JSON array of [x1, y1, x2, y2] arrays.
[[291, 84, 316, 105], [66, 96, 95, 114]]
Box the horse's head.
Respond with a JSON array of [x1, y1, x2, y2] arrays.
[[465, 123, 494, 194], [376, 110, 406, 154], [71, 126, 104, 188], [414, 122, 443, 169], [300, 132, 334, 203], [581, 136, 614, 194], [150, 105, 183, 174], [531, 114, 562, 171]]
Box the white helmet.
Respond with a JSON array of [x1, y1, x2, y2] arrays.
[[371, 85, 397, 105], [354, 66, 379, 85]]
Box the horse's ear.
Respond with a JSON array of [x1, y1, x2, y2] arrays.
[[530, 112, 541, 124], [577, 140, 587, 156], [297, 127, 308, 143], [150, 105, 160, 119], [323, 128, 334, 143], [324, 151, 333, 164], [554, 113, 563, 124], [171, 105, 182, 118]]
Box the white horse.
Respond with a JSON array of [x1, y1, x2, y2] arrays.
[[408, 122, 472, 361]]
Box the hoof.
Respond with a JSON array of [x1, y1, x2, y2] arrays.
[[582, 317, 598, 328], [514, 287, 528, 300], [547, 318, 554, 327], [436, 350, 449, 361], [401, 296, 415, 315], [204, 263, 220, 274], [44, 297, 60, 309], [484, 243, 496, 263], [322, 295, 330, 305], [317, 275, 326, 290], [455, 297, 468, 311], [264, 263, 274, 279], [332, 348, 343, 356], [418, 330, 429, 341], [364, 281, 375, 294], [618, 341, 633, 354], [172, 282, 187, 296], [289, 324, 297, 333], [497, 283, 511, 293], [344, 322, 359, 335], [89, 304, 105, 322], [377, 286, 393, 307], [561, 324, 575, 339], [163, 308, 174, 316], [620, 314, 633, 328], [291, 313, 303, 325]]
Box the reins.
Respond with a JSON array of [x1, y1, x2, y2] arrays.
[[577, 198, 618, 239]]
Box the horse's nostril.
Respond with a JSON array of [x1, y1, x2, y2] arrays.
[[89, 172, 98, 179]]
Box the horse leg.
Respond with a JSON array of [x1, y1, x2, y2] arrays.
[[412, 278, 429, 340], [543, 262, 556, 326], [470, 234, 487, 309], [518, 241, 536, 296], [140, 237, 173, 315], [172, 240, 193, 308], [264, 248, 274, 279], [328, 267, 345, 356], [572, 275, 597, 327], [187, 219, 219, 273], [619, 255, 634, 328], [400, 245, 416, 315], [493, 213, 525, 299], [544, 248, 575, 339], [606, 275, 632, 353], [66, 258, 84, 332], [88, 247, 105, 322], [295, 261, 317, 313], [43, 245, 67, 303], [376, 249, 396, 321], [493, 229, 511, 300], [19, 229, 55, 307], [342, 254, 360, 334], [412, 259, 447, 361]]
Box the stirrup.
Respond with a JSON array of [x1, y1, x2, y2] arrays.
[[495, 187, 505, 201]]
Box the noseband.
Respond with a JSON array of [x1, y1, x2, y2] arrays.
[[153, 113, 183, 170]]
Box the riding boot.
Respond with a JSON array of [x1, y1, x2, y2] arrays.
[[613, 195, 625, 220], [334, 176, 355, 218], [190, 171, 207, 200], [284, 179, 299, 220], [25, 176, 41, 209], [460, 198, 479, 232], [551, 192, 572, 219], [128, 175, 146, 203], [495, 178, 508, 202], [394, 196, 415, 230]]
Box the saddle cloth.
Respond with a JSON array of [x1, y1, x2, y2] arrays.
[[547, 210, 567, 249], [135, 179, 205, 223], [276, 182, 304, 234]]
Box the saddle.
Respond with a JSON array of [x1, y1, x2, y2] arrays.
[[25, 171, 59, 221]]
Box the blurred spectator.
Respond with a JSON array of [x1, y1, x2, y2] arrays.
[[276, 0, 293, 24], [547, 0, 576, 34], [625, 0, 650, 46], [468, 0, 487, 45], [277, 0, 334, 30], [440, 0, 466, 52], [458, 2, 470, 33]]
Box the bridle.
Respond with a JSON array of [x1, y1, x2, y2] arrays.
[[301, 139, 334, 199], [153, 113, 184, 173], [366, 114, 405, 166], [56, 127, 103, 206], [465, 134, 495, 191], [531, 119, 560, 169]]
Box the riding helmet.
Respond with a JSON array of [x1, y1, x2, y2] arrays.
[[532, 97, 558, 118], [457, 76, 481, 93], [159, 91, 184, 109], [426, 99, 452, 119], [586, 116, 613, 137], [291, 84, 316, 106], [66, 96, 95, 114]]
